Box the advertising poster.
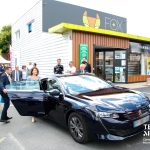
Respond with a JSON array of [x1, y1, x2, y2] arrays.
[[115, 67, 125, 82], [79, 44, 88, 64]]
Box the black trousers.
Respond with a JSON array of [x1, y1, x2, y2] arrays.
[[0, 92, 10, 120]]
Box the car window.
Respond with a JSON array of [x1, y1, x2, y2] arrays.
[[60, 75, 112, 95], [6, 80, 40, 91]]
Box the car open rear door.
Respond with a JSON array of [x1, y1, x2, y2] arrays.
[[6, 80, 47, 116]]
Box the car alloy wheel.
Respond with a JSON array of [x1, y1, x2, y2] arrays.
[[70, 116, 83, 139], [68, 112, 90, 143]]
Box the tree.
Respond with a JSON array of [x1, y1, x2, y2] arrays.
[[0, 25, 11, 53]]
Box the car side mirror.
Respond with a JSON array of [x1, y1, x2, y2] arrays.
[[59, 93, 64, 101], [40, 78, 48, 91], [107, 80, 113, 86], [49, 89, 60, 96]]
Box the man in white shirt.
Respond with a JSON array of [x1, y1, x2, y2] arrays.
[[66, 61, 76, 74]]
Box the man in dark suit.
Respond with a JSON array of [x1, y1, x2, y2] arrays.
[[11, 65, 22, 82], [82, 57, 91, 73], [54, 58, 64, 74], [0, 67, 12, 123]]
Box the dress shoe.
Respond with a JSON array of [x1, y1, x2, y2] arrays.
[[6, 117, 13, 120], [0, 119, 10, 123]]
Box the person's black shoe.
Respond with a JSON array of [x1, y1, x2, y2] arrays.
[[0, 119, 5, 122], [6, 117, 13, 120], [0, 119, 10, 123]]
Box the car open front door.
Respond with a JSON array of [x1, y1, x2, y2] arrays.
[[6, 80, 47, 116]]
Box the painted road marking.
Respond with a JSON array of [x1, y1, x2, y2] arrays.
[[8, 133, 25, 150], [0, 137, 6, 143]]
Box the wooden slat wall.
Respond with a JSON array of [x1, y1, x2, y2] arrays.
[[72, 31, 129, 70], [128, 75, 150, 82]]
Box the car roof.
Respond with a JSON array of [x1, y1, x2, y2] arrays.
[[54, 73, 94, 78], [40, 73, 94, 80]]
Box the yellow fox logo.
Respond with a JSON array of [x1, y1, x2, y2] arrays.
[[83, 11, 100, 28]]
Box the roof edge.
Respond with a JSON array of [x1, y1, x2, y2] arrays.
[[48, 23, 150, 43]]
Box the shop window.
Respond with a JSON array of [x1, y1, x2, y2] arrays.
[[128, 53, 141, 75]]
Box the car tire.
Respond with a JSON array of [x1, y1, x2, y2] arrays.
[[68, 112, 91, 144]]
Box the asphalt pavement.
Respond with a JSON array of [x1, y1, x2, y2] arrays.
[[0, 83, 150, 150]]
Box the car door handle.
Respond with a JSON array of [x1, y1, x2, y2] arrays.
[[11, 96, 19, 98], [27, 97, 33, 99]]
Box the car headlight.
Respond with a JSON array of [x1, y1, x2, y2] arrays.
[[96, 112, 119, 119], [85, 106, 120, 119], [131, 90, 147, 99]]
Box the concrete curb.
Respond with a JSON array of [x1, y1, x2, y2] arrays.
[[114, 82, 150, 89]]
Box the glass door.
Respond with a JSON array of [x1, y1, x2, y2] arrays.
[[95, 50, 127, 82], [114, 51, 126, 82], [95, 51, 113, 81], [96, 52, 104, 78], [105, 52, 113, 81]]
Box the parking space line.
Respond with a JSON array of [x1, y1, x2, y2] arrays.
[[0, 137, 6, 144], [8, 133, 25, 150]]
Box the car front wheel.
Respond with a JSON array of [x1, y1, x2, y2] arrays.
[[68, 112, 90, 144]]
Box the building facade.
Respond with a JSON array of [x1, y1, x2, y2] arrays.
[[11, 0, 150, 82], [11, 0, 72, 76]]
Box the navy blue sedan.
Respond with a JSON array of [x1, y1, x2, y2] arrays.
[[7, 74, 150, 143]]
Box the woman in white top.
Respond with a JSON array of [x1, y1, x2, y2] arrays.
[[27, 67, 40, 123]]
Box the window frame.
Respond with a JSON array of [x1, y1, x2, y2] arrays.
[[27, 20, 34, 33]]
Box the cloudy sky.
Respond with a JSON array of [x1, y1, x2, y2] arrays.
[[0, 0, 150, 37]]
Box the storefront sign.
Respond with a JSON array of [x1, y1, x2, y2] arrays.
[[79, 44, 88, 64], [43, 0, 127, 33], [130, 42, 150, 53]]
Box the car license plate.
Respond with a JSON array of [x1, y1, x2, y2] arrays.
[[133, 115, 149, 128]]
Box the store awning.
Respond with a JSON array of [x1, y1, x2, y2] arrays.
[[48, 23, 150, 43], [0, 55, 10, 64]]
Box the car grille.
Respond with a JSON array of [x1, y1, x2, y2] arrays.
[[123, 106, 149, 120], [109, 126, 144, 137]]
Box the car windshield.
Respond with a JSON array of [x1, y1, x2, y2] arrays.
[[59, 75, 112, 95]]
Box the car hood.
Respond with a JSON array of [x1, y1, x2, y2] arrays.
[[79, 91, 149, 112]]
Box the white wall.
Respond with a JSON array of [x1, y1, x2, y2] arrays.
[[12, 0, 43, 70], [12, 0, 72, 77]]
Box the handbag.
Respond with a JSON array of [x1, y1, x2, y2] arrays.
[[0, 95, 4, 103]]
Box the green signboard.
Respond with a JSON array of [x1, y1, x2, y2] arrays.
[[79, 44, 88, 64]]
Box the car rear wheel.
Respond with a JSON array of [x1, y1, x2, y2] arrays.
[[68, 112, 90, 143]]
